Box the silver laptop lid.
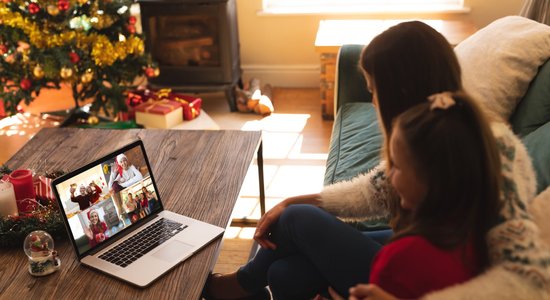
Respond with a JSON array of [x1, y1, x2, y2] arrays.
[[52, 140, 164, 259]]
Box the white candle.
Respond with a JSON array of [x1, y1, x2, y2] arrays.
[[0, 181, 19, 218]]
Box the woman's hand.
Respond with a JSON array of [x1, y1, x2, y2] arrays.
[[349, 284, 398, 300], [254, 193, 322, 250], [254, 202, 287, 249]]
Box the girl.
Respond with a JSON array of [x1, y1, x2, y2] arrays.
[[330, 92, 502, 299], [206, 21, 548, 300], [142, 186, 158, 212], [139, 193, 149, 216], [85, 208, 108, 248]]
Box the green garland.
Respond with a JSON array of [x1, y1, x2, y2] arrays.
[[0, 166, 67, 248]]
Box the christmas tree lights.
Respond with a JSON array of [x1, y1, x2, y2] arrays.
[[0, 0, 158, 118]]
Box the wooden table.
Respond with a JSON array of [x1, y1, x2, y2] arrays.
[[315, 19, 478, 120], [0, 128, 263, 299]]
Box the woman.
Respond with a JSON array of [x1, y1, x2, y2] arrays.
[[207, 21, 548, 300], [85, 208, 108, 248], [108, 153, 143, 193]]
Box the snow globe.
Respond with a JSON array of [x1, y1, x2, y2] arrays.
[[23, 230, 60, 276]]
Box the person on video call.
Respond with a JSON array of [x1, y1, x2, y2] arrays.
[[70, 184, 92, 210], [85, 208, 108, 248], [86, 182, 102, 205], [108, 153, 143, 193]]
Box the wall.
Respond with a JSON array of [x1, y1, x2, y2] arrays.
[[236, 0, 525, 87]]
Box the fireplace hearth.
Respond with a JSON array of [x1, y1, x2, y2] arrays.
[[138, 0, 241, 111]]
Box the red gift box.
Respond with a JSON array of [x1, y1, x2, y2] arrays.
[[33, 175, 56, 206], [172, 95, 202, 120], [124, 88, 202, 121]]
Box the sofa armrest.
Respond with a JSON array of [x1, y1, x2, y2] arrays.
[[334, 44, 373, 115]]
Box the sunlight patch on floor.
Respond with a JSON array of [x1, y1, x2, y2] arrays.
[[224, 226, 257, 239], [240, 113, 310, 133]]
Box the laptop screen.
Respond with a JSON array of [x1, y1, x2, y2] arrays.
[[52, 141, 163, 257]]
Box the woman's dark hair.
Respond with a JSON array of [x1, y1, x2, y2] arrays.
[[360, 21, 462, 140], [390, 92, 502, 272]]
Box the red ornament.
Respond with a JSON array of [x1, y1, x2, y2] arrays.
[[128, 16, 137, 25], [127, 25, 136, 34], [20, 78, 32, 90], [0, 44, 7, 55], [144, 67, 155, 78], [28, 3, 40, 14], [127, 93, 143, 107], [69, 52, 80, 64], [57, 0, 70, 11]]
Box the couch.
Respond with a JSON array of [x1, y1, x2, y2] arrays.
[[324, 17, 550, 231]]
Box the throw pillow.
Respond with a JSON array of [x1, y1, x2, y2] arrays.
[[455, 16, 550, 121], [510, 59, 550, 137], [522, 121, 550, 194]]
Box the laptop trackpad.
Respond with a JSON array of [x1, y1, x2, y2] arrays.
[[152, 240, 194, 262]]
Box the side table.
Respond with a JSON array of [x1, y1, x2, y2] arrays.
[[315, 19, 478, 120]]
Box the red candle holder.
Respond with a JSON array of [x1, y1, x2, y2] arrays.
[[9, 169, 36, 213]]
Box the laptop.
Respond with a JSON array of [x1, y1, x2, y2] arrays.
[[51, 140, 225, 287]]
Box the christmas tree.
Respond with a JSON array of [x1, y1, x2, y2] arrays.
[[0, 0, 158, 119]]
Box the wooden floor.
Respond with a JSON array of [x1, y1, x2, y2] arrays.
[[0, 86, 334, 276]]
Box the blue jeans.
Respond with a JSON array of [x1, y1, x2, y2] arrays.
[[237, 205, 388, 299]]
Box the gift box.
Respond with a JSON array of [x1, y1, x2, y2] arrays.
[[172, 95, 202, 120], [124, 88, 202, 122], [33, 175, 56, 206], [135, 99, 183, 129]]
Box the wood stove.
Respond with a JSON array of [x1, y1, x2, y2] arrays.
[[138, 0, 241, 111]]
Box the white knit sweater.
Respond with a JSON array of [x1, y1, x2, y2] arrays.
[[319, 122, 550, 299]]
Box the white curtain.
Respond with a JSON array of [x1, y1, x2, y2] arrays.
[[520, 0, 550, 25]]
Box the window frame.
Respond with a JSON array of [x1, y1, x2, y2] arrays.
[[261, 0, 468, 15]]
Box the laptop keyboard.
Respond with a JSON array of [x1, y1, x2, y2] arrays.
[[98, 218, 187, 268]]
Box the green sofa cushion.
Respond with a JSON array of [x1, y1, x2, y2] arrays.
[[324, 102, 382, 186], [511, 59, 550, 137], [522, 121, 550, 194]]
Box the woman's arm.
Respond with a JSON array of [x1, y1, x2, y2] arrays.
[[423, 123, 550, 299], [423, 265, 548, 300], [108, 168, 121, 190], [255, 162, 397, 248], [319, 162, 396, 222], [120, 165, 143, 188]]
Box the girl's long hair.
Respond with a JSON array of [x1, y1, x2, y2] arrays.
[[390, 92, 502, 272]]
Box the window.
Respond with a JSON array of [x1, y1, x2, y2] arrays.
[[262, 0, 467, 14]]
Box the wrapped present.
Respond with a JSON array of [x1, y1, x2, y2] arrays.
[[119, 91, 148, 121], [135, 99, 183, 129], [33, 175, 56, 206], [124, 88, 202, 121], [0, 100, 5, 118], [172, 95, 202, 120]]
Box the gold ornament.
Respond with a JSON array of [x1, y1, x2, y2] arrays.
[[0, 5, 146, 68], [47, 5, 59, 16], [60, 67, 73, 79], [33, 65, 45, 79], [81, 69, 94, 83], [153, 67, 160, 77], [77, 0, 88, 5], [87, 116, 99, 125]]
